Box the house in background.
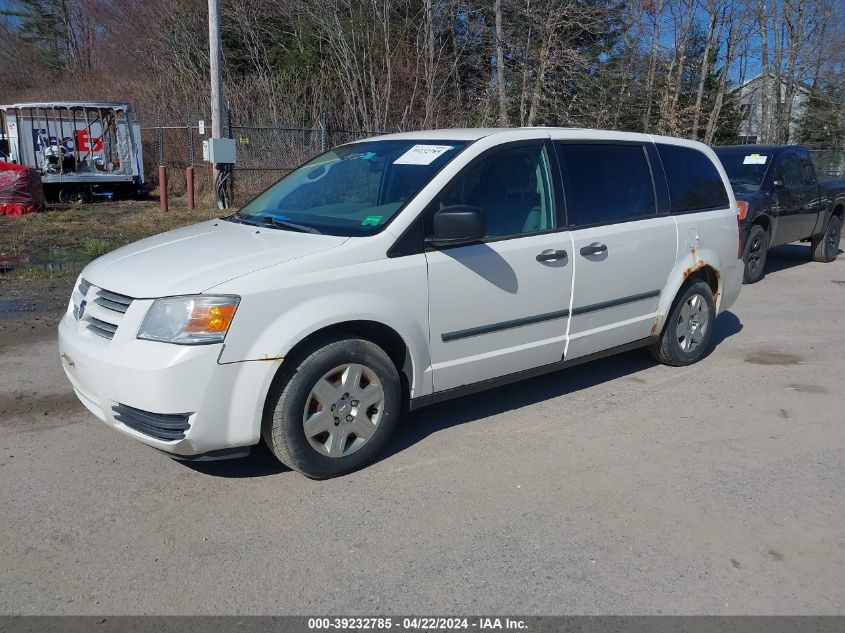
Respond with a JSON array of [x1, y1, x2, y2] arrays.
[[730, 74, 810, 144]]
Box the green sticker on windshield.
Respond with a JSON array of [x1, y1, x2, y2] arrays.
[[361, 215, 383, 226]]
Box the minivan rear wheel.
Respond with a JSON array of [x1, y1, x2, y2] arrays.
[[262, 334, 401, 478], [649, 281, 715, 367]]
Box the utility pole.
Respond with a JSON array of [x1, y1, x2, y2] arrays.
[[208, 0, 223, 198]]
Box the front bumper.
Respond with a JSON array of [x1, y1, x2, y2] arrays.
[[58, 306, 276, 457]]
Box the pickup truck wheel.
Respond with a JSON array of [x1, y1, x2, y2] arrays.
[[649, 281, 715, 367], [811, 215, 842, 263], [262, 335, 401, 479], [742, 224, 768, 284]]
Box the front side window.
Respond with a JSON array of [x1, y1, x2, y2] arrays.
[[236, 140, 469, 236], [658, 144, 730, 212], [434, 144, 556, 238], [557, 143, 656, 226]]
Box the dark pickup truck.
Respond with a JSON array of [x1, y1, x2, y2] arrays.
[[713, 144, 845, 283]]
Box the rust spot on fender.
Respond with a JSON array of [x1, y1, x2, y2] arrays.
[[650, 319, 659, 335], [258, 354, 284, 361]]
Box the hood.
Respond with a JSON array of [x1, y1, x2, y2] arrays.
[[82, 219, 349, 298]]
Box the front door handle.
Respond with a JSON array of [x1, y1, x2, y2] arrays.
[[536, 249, 568, 262], [580, 243, 608, 256]]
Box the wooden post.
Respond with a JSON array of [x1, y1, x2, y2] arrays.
[[185, 166, 194, 211], [159, 165, 168, 212], [208, 0, 224, 207]]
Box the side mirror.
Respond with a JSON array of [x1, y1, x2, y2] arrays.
[[429, 205, 486, 247], [773, 178, 785, 189]]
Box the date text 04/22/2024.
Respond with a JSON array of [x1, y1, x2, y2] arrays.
[[307, 618, 528, 630]]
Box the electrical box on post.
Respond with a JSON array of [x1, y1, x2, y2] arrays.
[[202, 138, 236, 164]]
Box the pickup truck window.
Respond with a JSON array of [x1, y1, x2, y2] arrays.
[[436, 144, 556, 238], [657, 144, 729, 212], [556, 143, 656, 226], [777, 153, 803, 188], [712, 147, 771, 190], [798, 149, 817, 184], [236, 139, 469, 236]]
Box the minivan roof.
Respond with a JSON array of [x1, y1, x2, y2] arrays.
[[366, 127, 704, 146], [713, 144, 803, 153]]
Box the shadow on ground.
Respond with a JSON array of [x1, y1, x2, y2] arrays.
[[763, 243, 843, 278], [182, 311, 743, 479]]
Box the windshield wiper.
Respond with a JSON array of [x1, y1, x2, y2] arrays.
[[225, 210, 255, 225], [257, 215, 322, 234], [224, 211, 321, 234]]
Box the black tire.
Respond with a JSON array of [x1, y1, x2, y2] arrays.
[[811, 214, 842, 263], [58, 187, 88, 204], [649, 280, 716, 367], [262, 334, 401, 479], [742, 224, 768, 284]]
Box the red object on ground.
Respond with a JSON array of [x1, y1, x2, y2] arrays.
[[0, 161, 46, 216]]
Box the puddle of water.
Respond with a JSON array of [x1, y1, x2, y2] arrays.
[[0, 248, 90, 276], [0, 299, 37, 315]]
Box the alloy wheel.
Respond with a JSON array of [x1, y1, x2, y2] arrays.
[[675, 293, 710, 353], [747, 234, 764, 276]]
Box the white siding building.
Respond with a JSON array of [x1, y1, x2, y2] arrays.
[[731, 74, 810, 144]]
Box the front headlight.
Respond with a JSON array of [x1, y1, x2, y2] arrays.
[[138, 295, 240, 345]]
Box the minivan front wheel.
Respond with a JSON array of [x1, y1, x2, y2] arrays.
[[262, 334, 401, 478], [649, 281, 716, 367]]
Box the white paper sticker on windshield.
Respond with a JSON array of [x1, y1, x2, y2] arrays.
[[394, 145, 453, 165], [743, 154, 768, 165]]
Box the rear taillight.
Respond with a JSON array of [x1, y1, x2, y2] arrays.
[[736, 201, 748, 258]]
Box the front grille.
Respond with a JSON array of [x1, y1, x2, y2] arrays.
[[77, 277, 92, 297], [94, 288, 133, 314], [86, 316, 118, 339], [73, 279, 135, 341], [112, 404, 192, 441]]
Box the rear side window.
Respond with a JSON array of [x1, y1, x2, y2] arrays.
[[657, 144, 729, 212], [556, 143, 656, 226], [798, 150, 817, 184]]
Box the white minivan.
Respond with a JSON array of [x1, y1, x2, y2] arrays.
[[59, 128, 743, 478]]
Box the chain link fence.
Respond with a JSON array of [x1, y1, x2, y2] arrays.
[[140, 120, 383, 205], [140, 122, 845, 206]]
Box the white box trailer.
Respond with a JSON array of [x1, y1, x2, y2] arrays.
[[0, 101, 146, 203]]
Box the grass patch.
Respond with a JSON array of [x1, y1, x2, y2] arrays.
[[83, 238, 111, 258]]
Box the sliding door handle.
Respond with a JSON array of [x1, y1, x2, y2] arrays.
[[580, 243, 608, 256], [536, 249, 568, 262]]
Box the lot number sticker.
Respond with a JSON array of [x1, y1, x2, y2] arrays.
[[743, 154, 768, 165], [394, 145, 453, 165]]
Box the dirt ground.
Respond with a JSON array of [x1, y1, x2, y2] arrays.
[[1, 242, 844, 615]]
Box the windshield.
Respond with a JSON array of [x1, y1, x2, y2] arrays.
[[235, 139, 470, 236], [713, 148, 772, 191]]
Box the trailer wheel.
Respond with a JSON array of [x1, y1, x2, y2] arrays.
[[58, 187, 88, 205]]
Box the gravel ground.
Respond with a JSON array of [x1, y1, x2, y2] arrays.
[[0, 243, 843, 615]]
